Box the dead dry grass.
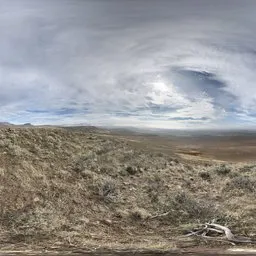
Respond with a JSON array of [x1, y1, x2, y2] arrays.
[[0, 127, 255, 249]]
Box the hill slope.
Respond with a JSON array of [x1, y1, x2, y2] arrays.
[[0, 127, 255, 249]]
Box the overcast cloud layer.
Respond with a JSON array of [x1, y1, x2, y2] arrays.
[[1, 0, 256, 129]]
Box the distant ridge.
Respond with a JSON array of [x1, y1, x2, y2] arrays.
[[63, 125, 110, 133], [23, 123, 33, 126], [0, 122, 13, 126]]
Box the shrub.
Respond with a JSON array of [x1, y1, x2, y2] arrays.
[[239, 165, 256, 173], [98, 178, 118, 203], [129, 208, 151, 220], [174, 192, 217, 220], [72, 152, 96, 173], [126, 166, 137, 175], [155, 152, 164, 157], [199, 171, 211, 181], [80, 169, 94, 179], [174, 158, 179, 164], [72, 158, 86, 173], [215, 164, 231, 175], [147, 174, 164, 203], [226, 176, 255, 192], [162, 192, 221, 223]]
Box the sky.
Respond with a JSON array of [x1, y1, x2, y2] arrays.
[[1, 0, 256, 129]]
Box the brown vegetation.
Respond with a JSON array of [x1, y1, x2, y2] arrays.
[[0, 127, 255, 250]]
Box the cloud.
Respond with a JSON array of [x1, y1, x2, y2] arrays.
[[1, 0, 256, 128]]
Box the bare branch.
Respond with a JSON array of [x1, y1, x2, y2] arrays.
[[206, 223, 234, 240], [186, 223, 256, 244]]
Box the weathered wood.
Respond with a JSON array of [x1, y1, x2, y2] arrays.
[[187, 223, 256, 244]]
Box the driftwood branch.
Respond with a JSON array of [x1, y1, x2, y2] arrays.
[[186, 223, 256, 244]]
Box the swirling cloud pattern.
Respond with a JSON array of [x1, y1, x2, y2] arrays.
[[1, 0, 256, 129]]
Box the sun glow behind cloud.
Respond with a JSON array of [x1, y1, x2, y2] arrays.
[[1, 0, 256, 129]]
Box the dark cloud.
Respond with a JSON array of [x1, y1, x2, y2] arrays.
[[171, 69, 238, 110]]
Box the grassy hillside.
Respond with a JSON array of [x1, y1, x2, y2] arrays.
[[0, 127, 255, 249]]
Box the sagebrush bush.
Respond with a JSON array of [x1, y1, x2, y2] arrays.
[[239, 165, 256, 173], [226, 176, 255, 192], [199, 171, 211, 181], [98, 178, 118, 203], [162, 192, 221, 224], [215, 164, 231, 175]]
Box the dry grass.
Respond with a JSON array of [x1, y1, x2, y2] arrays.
[[0, 127, 255, 249]]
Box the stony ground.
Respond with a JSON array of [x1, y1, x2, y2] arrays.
[[0, 127, 255, 250]]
